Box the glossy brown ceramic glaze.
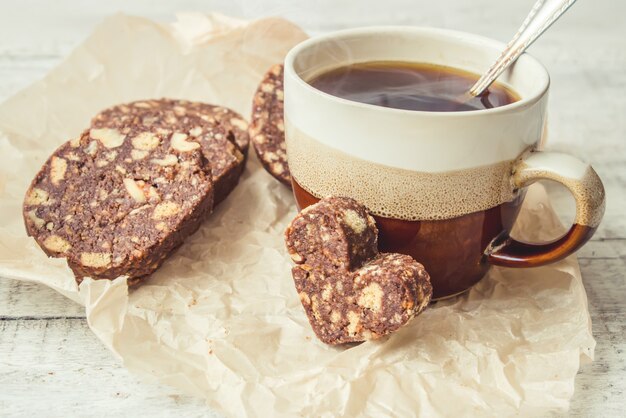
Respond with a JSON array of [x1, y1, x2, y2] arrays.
[[487, 223, 596, 267], [292, 180, 527, 299]]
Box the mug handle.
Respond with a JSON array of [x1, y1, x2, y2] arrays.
[[487, 151, 605, 267]]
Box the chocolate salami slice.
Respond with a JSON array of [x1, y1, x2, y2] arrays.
[[24, 115, 215, 283], [92, 99, 249, 204], [285, 197, 432, 345], [285, 196, 379, 272], [249, 64, 290, 187]]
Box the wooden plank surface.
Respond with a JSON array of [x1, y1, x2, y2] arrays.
[[0, 1, 624, 416]]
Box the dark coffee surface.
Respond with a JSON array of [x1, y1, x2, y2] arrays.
[[309, 61, 519, 112]]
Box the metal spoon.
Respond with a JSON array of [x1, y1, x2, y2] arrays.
[[468, 0, 578, 97]]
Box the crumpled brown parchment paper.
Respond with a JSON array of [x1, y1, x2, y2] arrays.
[[0, 13, 594, 418]]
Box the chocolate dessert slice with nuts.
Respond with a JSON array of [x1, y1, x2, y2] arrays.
[[285, 197, 432, 344], [24, 108, 218, 283], [92, 99, 249, 205], [249, 64, 291, 187]]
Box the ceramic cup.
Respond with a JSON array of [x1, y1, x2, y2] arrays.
[[283, 27, 605, 299]]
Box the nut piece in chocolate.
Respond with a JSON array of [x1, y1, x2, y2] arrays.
[[285, 196, 432, 345], [249, 64, 291, 187]]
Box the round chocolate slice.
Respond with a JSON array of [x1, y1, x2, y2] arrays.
[[24, 122, 214, 284], [92, 99, 249, 205], [249, 64, 291, 187]]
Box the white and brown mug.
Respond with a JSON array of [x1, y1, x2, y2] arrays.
[[283, 27, 605, 299]]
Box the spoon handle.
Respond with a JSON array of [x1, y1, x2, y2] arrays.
[[469, 0, 577, 97]]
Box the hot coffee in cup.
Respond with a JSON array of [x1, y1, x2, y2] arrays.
[[309, 61, 519, 112], [284, 27, 605, 299]]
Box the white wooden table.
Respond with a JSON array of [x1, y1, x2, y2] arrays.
[[1, 1, 624, 416]]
